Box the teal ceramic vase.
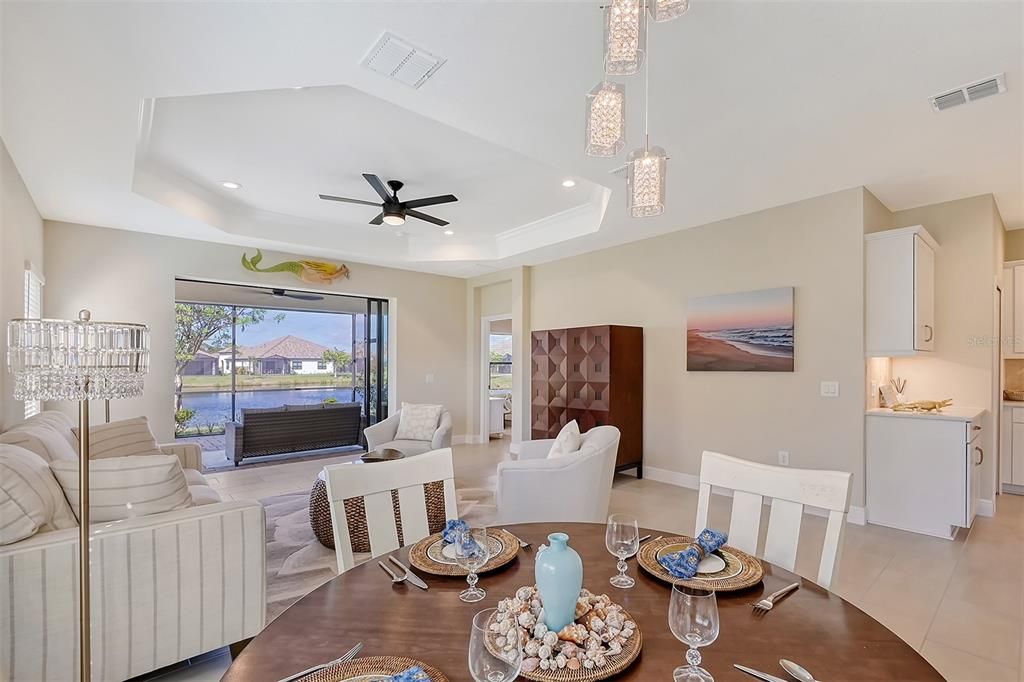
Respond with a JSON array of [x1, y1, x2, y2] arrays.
[[535, 532, 583, 632]]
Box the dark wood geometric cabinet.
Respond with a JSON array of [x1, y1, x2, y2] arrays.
[[531, 325, 643, 477]]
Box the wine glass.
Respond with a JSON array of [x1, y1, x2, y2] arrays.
[[605, 514, 640, 588], [469, 607, 522, 682], [668, 584, 720, 682], [456, 527, 491, 603]]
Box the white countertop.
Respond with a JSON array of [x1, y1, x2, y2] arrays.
[[866, 406, 988, 422], [1003, 400, 1024, 408]]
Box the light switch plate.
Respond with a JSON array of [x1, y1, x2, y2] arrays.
[[820, 380, 840, 397], [425, 373, 435, 384]]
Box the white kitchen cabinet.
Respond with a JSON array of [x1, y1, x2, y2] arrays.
[[866, 408, 986, 539], [1002, 263, 1024, 357], [865, 226, 939, 357], [1000, 405, 1024, 489]]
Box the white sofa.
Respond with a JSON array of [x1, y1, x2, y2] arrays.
[[495, 425, 620, 525], [363, 408, 453, 456], [0, 412, 266, 682]]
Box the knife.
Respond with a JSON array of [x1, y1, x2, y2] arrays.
[[388, 555, 429, 590], [734, 664, 789, 682]]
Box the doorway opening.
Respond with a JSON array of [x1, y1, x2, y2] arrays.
[[174, 278, 389, 469], [481, 315, 513, 443]]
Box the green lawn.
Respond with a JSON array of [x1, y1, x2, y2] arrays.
[[180, 373, 354, 392], [489, 375, 512, 390]]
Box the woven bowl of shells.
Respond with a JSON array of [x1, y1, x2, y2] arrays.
[[485, 586, 641, 681]]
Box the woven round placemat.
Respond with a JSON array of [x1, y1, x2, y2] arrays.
[[296, 655, 449, 682], [484, 604, 642, 682], [637, 535, 764, 591], [408, 528, 520, 576]]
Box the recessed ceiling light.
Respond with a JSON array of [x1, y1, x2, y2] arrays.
[[561, 179, 577, 188], [443, 229, 455, 236], [220, 181, 242, 190]]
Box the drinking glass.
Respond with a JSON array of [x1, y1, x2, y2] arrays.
[[456, 527, 491, 603], [605, 514, 640, 588], [468, 607, 522, 682], [668, 584, 720, 682]]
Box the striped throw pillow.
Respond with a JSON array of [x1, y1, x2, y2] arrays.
[[0, 423, 78, 463], [71, 416, 162, 459], [50, 455, 193, 523], [0, 444, 78, 545]]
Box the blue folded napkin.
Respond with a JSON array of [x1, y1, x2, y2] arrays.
[[389, 665, 429, 682], [441, 519, 482, 557], [657, 528, 728, 579]]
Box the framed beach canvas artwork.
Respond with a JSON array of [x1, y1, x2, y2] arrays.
[[686, 287, 794, 372]]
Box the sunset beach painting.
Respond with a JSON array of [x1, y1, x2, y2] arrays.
[[687, 287, 794, 372]]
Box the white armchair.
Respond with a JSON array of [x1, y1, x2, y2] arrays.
[[496, 425, 620, 525], [364, 409, 453, 456]]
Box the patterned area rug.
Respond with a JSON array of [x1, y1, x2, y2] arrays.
[[261, 485, 497, 622]]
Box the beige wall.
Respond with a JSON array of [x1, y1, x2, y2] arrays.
[[529, 188, 869, 505], [1005, 229, 1024, 262], [871, 195, 1002, 504], [466, 275, 515, 440], [0, 137, 44, 430], [43, 221, 468, 441]]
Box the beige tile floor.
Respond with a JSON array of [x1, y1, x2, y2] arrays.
[[152, 437, 1024, 682]]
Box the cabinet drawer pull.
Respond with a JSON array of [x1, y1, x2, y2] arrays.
[[924, 324, 934, 342], [974, 447, 984, 465]]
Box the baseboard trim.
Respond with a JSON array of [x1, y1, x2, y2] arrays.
[[643, 466, 866, 525], [976, 499, 995, 518], [509, 442, 521, 455]]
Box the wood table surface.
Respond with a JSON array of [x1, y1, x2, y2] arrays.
[[223, 522, 943, 682]]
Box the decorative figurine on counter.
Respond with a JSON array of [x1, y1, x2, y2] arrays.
[[891, 399, 953, 413]]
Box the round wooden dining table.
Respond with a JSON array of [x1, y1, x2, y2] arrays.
[[224, 522, 943, 682]]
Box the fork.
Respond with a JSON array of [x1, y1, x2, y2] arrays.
[[504, 530, 531, 549], [378, 560, 406, 584], [751, 582, 800, 614]]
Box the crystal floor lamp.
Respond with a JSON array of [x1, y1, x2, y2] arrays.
[[7, 310, 149, 682]]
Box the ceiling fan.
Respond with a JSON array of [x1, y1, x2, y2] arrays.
[[319, 173, 458, 227], [262, 288, 323, 302]]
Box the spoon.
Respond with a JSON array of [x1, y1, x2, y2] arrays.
[[780, 659, 817, 682]]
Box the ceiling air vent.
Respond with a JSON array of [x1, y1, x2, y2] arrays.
[[362, 32, 446, 89], [930, 73, 1006, 112]]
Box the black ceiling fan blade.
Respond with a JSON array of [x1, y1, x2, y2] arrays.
[[362, 174, 392, 202], [285, 293, 324, 301], [319, 194, 380, 207], [402, 194, 458, 210], [406, 209, 449, 227], [369, 212, 385, 225]]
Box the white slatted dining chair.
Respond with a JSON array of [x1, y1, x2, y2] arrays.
[[323, 448, 458, 574], [695, 451, 852, 589]]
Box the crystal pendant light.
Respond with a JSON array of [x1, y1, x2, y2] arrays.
[[627, 144, 667, 217], [626, 6, 668, 217], [649, 0, 690, 22], [604, 0, 646, 76], [585, 81, 626, 157]]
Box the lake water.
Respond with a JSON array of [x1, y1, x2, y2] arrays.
[[180, 387, 364, 426]]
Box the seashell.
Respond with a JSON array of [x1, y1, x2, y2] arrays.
[[517, 612, 536, 628], [525, 640, 540, 656], [540, 658, 550, 670], [522, 658, 540, 673], [533, 623, 548, 640], [516, 586, 533, 602], [556, 654, 567, 669], [607, 641, 623, 655], [496, 636, 507, 648], [574, 597, 593, 619], [560, 642, 578, 658], [531, 598, 542, 612], [621, 627, 634, 639], [498, 618, 513, 635], [538, 644, 552, 660], [567, 657, 582, 670], [543, 630, 559, 647], [489, 622, 501, 633], [582, 613, 605, 633], [594, 653, 607, 667], [557, 624, 588, 645], [586, 635, 602, 650], [584, 659, 595, 669], [624, 620, 636, 631]]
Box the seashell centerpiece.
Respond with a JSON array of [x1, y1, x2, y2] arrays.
[[486, 585, 642, 681]]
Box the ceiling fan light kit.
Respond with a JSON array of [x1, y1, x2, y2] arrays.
[[590, 0, 679, 217]]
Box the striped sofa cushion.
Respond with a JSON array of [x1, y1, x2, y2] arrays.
[[50, 455, 193, 523], [0, 421, 78, 463], [71, 416, 162, 459], [0, 444, 78, 545]]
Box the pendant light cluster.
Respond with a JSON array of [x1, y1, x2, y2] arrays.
[[585, 0, 689, 218]]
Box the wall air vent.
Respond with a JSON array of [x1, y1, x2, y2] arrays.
[[930, 73, 1006, 112], [362, 32, 446, 89]]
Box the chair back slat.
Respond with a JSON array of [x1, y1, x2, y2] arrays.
[[324, 448, 456, 573], [396, 485, 430, 546], [698, 451, 852, 590], [764, 498, 804, 571], [725, 490, 763, 556]]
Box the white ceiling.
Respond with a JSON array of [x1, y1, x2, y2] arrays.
[[2, 1, 1021, 278]]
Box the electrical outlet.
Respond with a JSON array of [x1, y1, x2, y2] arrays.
[[778, 450, 790, 466], [425, 373, 434, 384], [820, 380, 840, 397]]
